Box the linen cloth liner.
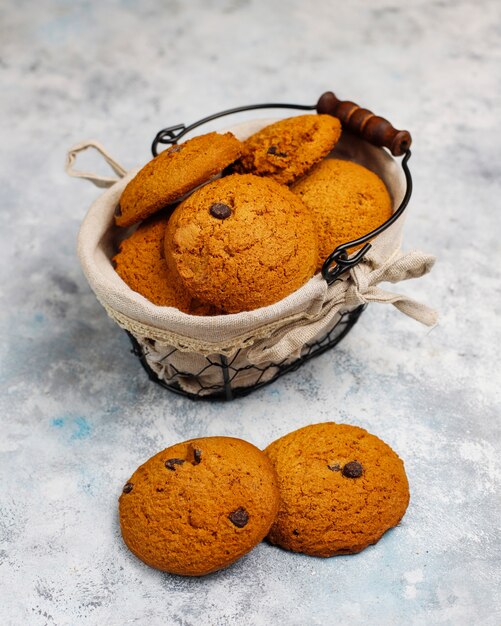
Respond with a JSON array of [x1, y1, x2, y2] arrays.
[[68, 119, 437, 392]]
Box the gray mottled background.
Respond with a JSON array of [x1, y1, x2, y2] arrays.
[[1, 1, 500, 624]]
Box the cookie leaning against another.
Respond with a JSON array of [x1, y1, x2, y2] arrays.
[[112, 214, 218, 315], [292, 159, 392, 271], [116, 131, 243, 228], [265, 422, 409, 557], [119, 437, 280, 576], [164, 173, 318, 314], [233, 114, 342, 185]]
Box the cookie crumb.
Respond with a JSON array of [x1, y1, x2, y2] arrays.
[[165, 458, 185, 471], [328, 464, 341, 472]]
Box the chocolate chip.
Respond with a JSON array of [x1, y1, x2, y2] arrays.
[[267, 145, 287, 157], [229, 507, 249, 528], [122, 482, 133, 493], [114, 204, 122, 217], [292, 529, 299, 536], [342, 461, 363, 478], [193, 448, 202, 464], [165, 458, 185, 471], [210, 202, 232, 219], [111, 258, 117, 269], [328, 464, 341, 472]]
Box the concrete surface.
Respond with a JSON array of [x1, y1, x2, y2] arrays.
[[1, 1, 500, 624]]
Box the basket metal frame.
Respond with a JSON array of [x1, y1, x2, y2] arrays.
[[124, 101, 413, 400]]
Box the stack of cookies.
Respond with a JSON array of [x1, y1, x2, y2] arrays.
[[113, 115, 392, 314], [119, 423, 410, 576]]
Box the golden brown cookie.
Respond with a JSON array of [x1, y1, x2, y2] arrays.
[[291, 159, 392, 271], [116, 132, 243, 227], [119, 437, 280, 576], [265, 423, 410, 557], [234, 114, 341, 185], [163, 173, 318, 314], [112, 214, 218, 315]]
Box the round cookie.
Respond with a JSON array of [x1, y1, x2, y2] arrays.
[[291, 159, 393, 271], [234, 114, 341, 185], [116, 131, 243, 227], [163, 174, 318, 313], [112, 214, 218, 315], [265, 423, 409, 557], [119, 437, 280, 576]]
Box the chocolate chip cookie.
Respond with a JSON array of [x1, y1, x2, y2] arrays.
[[265, 423, 410, 557], [119, 437, 280, 576], [234, 114, 342, 185], [163, 173, 318, 313], [116, 131, 243, 227]]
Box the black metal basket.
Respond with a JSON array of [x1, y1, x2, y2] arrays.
[[127, 93, 412, 400]]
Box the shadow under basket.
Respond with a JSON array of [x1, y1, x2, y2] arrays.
[[127, 304, 367, 401]]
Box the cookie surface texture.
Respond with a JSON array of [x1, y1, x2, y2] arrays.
[[116, 131, 243, 227], [291, 159, 392, 271], [112, 214, 216, 314], [164, 173, 318, 313], [119, 437, 280, 576], [265, 422, 410, 557], [234, 114, 341, 185]]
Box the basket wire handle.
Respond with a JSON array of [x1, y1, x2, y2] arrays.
[[65, 140, 127, 188], [151, 102, 316, 156]]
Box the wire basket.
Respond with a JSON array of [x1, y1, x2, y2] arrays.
[[72, 92, 427, 402]]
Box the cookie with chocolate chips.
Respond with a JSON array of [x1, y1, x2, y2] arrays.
[[119, 437, 280, 576], [163, 173, 318, 313], [116, 131, 243, 227], [264, 423, 409, 557], [233, 114, 342, 185]]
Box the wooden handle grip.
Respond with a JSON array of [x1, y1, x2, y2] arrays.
[[316, 91, 412, 156]]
